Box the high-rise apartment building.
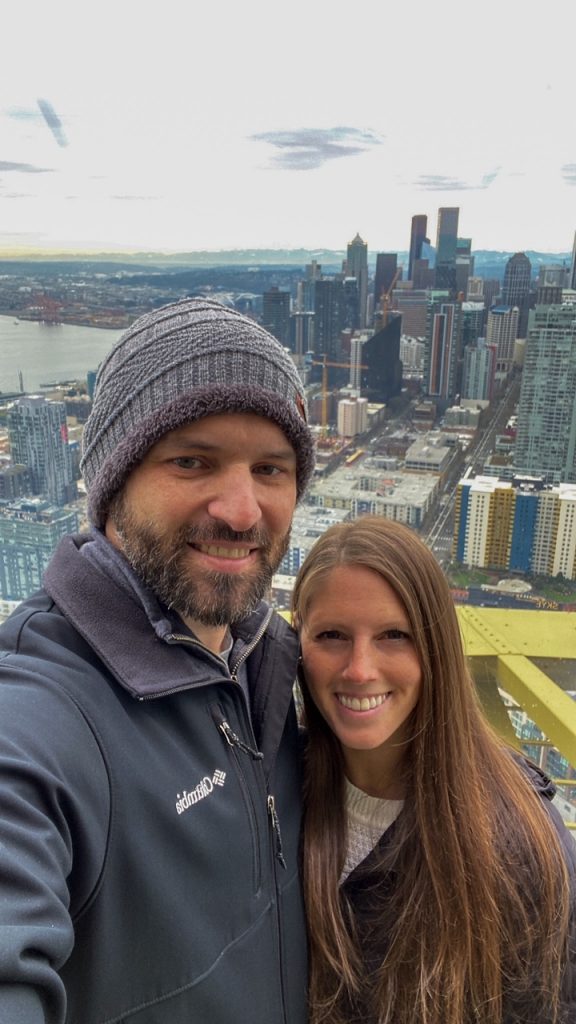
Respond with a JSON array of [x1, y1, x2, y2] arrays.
[[461, 338, 497, 402], [514, 303, 576, 483], [424, 299, 462, 404], [290, 311, 315, 362], [502, 253, 532, 336], [262, 287, 291, 345], [0, 463, 31, 501], [462, 301, 486, 345], [453, 475, 576, 578], [346, 233, 368, 328], [337, 396, 368, 438], [313, 277, 346, 365], [570, 231, 576, 292], [7, 396, 77, 507], [0, 499, 80, 601], [485, 305, 520, 379], [408, 215, 428, 282]]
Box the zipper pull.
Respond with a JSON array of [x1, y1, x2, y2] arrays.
[[268, 795, 287, 870], [219, 720, 264, 760]]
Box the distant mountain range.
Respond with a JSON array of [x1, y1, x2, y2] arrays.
[[0, 248, 571, 281]]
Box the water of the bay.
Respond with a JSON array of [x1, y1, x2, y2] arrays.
[[0, 315, 123, 395]]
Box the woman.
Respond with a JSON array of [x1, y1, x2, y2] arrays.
[[292, 516, 575, 1024]]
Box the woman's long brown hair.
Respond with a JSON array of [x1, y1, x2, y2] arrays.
[[292, 516, 571, 1024]]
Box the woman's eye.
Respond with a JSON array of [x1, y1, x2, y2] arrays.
[[316, 630, 345, 642], [382, 629, 409, 641]]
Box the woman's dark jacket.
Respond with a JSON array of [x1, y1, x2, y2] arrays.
[[341, 761, 576, 1024]]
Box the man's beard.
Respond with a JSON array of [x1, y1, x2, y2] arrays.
[[109, 498, 290, 627]]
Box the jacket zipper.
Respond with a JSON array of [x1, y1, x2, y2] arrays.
[[267, 795, 287, 869], [212, 708, 263, 893]]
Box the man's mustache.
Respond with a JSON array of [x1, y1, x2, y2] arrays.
[[182, 523, 271, 548]]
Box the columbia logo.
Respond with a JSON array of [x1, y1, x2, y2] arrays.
[[175, 770, 227, 815]]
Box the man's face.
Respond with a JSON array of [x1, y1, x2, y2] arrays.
[[105, 412, 298, 633]]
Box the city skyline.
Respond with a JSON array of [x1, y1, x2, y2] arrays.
[[1, 0, 575, 256]]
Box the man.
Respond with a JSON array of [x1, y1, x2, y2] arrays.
[[0, 298, 315, 1024]]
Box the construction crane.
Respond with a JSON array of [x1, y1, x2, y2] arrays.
[[379, 267, 401, 328], [308, 354, 368, 438]]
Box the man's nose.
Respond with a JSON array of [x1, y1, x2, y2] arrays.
[[206, 467, 262, 532]]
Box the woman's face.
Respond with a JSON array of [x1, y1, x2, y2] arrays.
[[300, 563, 422, 793]]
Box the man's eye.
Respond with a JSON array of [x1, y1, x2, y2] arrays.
[[253, 464, 281, 476], [173, 457, 202, 469]]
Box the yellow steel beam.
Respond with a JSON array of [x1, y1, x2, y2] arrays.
[[495, 655, 576, 766]]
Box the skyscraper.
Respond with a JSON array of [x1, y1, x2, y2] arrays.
[[373, 253, 398, 313], [461, 338, 497, 401], [461, 301, 486, 345], [455, 237, 473, 297], [570, 230, 576, 291], [434, 207, 459, 294], [408, 215, 428, 282], [290, 311, 315, 362], [262, 287, 291, 345], [502, 253, 532, 337], [485, 305, 520, 380], [424, 299, 463, 405], [357, 316, 403, 403], [346, 233, 368, 328], [343, 277, 360, 330], [313, 278, 346, 365], [0, 499, 79, 601], [7, 395, 77, 507], [514, 303, 576, 483]]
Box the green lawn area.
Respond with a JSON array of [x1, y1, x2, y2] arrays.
[[445, 564, 576, 605]]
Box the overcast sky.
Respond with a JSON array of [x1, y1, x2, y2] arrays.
[[1, 0, 574, 255]]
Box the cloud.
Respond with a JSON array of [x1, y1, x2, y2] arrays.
[[5, 106, 39, 121], [481, 167, 501, 187], [251, 126, 384, 170], [0, 160, 53, 173], [562, 163, 576, 185], [415, 168, 500, 191], [37, 98, 68, 147], [110, 194, 160, 201], [416, 174, 469, 191]]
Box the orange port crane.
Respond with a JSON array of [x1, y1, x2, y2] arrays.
[[309, 354, 368, 437]]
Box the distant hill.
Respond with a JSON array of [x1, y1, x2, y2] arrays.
[[470, 250, 572, 280], [0, 248, 571, 280]]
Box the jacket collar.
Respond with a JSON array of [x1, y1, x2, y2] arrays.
[[43, 532, 276, 700]]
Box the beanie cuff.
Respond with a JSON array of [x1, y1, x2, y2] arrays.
[[86, 384, 315, 527]]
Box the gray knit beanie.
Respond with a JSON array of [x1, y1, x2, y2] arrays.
[[80, 297, 315, 527]]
